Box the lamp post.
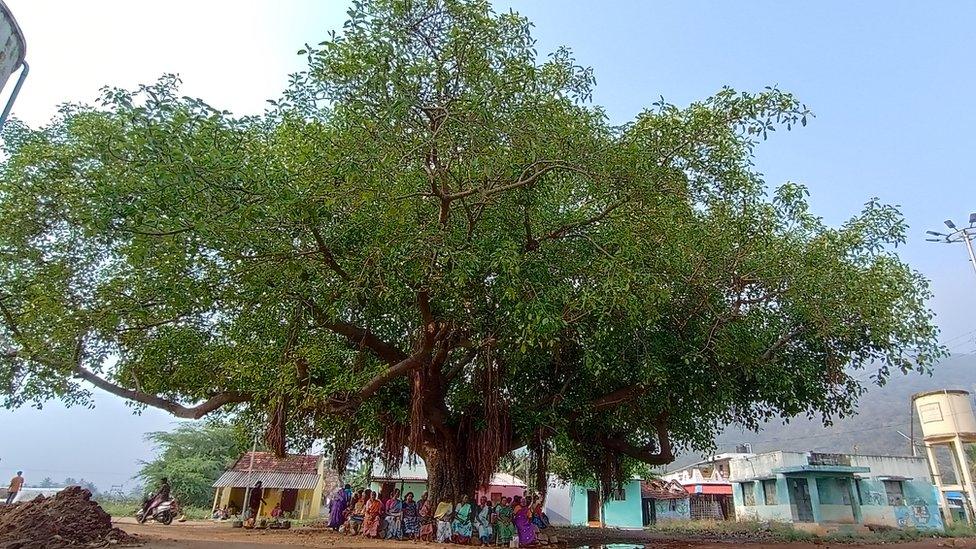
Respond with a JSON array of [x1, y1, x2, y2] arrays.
[[926, 213, 976, 279]]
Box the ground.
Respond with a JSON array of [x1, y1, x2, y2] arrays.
[[115, 518, 976, 549]]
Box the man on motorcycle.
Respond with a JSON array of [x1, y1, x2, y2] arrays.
[[142, 477, 171, 516]]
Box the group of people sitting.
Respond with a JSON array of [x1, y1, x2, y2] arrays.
[[327, 484, 550, 546]]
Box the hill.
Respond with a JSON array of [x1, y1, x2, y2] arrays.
[[667, 354, 976, 469]]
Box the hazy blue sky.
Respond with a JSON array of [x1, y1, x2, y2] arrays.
[[1, 1, 974, 491]]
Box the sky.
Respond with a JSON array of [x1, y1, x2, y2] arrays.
[[0, 0, 974, 492]]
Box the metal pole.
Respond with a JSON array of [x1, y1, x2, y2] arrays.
[[962, 231, 976, 279], [909, 399, 917, 457], [242, 433, 257, 518], [0, 61, 28, 130]]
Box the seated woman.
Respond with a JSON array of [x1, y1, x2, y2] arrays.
[[344, 490, 367, 535], [495, 497, 516, 546], [402, 492, 420, 539], [384, 489, 404, 539], [362, 491, 383, 538], [452, 495, 473, 544], [475, 496, 494, 546], [434, 498, 454, 543]]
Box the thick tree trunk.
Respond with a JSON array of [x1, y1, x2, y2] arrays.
[[423, 443, 477, 504]]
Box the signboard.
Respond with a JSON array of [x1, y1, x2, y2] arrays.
[[809, 453, 851, 466], [0, 1, 24, 93]]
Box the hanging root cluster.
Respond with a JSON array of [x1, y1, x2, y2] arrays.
[[465, 350, 510, 490], [264, 394, 288, 457], [529, 432, 551, 495], [380, 412, 411, 475]]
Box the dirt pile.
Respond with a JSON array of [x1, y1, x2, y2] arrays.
[[0, 486, 139, 548]]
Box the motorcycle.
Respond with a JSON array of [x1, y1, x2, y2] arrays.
[[135, 497, 179, 525]]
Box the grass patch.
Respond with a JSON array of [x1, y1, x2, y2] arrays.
[[646, 519, 815, 541]]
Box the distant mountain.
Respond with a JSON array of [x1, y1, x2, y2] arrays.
[[666, 354, 976, 470]]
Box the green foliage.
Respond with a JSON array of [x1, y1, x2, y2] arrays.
[[0, 0, 944, 490], [136, 422, 247, 508]]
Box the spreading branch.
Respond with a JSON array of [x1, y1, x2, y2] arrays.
[[309, 226, 351, 281]]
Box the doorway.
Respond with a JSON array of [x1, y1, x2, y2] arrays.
[[788, 478, 815, 522], [586, 490, 601, 523]]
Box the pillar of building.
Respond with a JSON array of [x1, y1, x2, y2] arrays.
[[952, 437, 976, 524], [925, 443, 953, 525], [806, 476, 823, 524], [847, 478, 863, 524]]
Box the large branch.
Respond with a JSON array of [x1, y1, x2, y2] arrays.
[[74, 365, 250, 419], [589, 384, 650, 413], [761, 325, 806, 362], [304, 298, 409, 364], [582, 415, 673, 465], [325, 349, 426, 413]]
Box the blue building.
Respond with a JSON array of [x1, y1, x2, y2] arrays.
[[544, 478, 644, 528], [729, 451, 944, 533]]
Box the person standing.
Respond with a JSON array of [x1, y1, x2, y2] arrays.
[[5, 471, 23, 504], [247, 480, 265, 521], [328, 484, 351, 530]]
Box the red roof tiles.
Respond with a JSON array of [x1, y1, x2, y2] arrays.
[[230, 452, 321, 474]]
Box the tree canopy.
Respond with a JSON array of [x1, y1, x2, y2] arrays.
[[0, 0, 942, 498], [137, 422, 248, 507]]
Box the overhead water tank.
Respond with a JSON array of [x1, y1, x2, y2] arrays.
[[0, 1, 25, 92], [913, 389, 976, 443]]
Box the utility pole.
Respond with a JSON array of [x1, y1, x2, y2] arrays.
[[926, 213, 976, 280], [241, 432, 258, 519]]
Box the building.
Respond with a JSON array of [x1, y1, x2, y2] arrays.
[[729, 451, 944, 533], [641, 479, 691, 525], [369, 460, 526, 503], [544, 478, 644, 528], [662, 452, 753, 520], [212, 452, 338, 520]]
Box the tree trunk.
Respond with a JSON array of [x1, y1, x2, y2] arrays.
[[423, 443, 477, 504]]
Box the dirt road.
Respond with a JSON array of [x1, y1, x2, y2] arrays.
[[118, 519, 974, 549]]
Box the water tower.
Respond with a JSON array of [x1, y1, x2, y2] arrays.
[[0, 0, 27, 129], [913, 389, 976, 524]]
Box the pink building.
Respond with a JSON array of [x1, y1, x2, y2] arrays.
[[477, 473, 527, 503], [372, 461, 525, 503]]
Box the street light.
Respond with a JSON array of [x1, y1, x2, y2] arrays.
[[927, 213, 976, 279]]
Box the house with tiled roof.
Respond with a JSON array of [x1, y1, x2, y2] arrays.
[[211, 452, 340, 520]]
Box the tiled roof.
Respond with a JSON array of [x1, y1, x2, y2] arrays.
[[641, 479, 689, 500], [213, 471, 320, 490], [230, 452, 321, 474]]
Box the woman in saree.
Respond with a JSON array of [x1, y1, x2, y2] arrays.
[[362, 490, 383, 538], [384, 489, 404, 539], [512, 496, 536, 546], [495, 497, 515, 546], [475, 496, 494, 546], [402, 492, 420, 538], [434, 498, 454, 543], [328, 484, 351, 530], [418, 492, 436, 542], [452, 494, 474, 544], [344, 490, 366, 535]]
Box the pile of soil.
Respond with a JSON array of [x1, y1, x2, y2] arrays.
[[0, 486, 140, 548]]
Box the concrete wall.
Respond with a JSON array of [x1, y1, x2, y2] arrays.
[[732, 477, 793, 522], [567, 480, 643, 528], [728, 452, 810, 482], [848, 455, 932, 480], [857, 478, 943, 531], [216, 487, 318, 519], [543, 482, 573, 526], [654, 498, 691, 522]]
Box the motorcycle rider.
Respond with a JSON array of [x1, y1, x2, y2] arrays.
[[142, 477, 171, 517]]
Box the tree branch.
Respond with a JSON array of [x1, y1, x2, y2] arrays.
[[761, 325, 806, 362], [74, 364, 250, 419], [304, 298, 408, 365], [309, 227, 351, 281], [447, 161, 589, 201], [536, 196, 629, 246]]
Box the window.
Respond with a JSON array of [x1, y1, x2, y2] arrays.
[[762, 479, 777, 505], [883, 480, 904, 506], [668, 499, 679, 511], [741, 482, 756, 506], [609, 487, 627, 501]]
